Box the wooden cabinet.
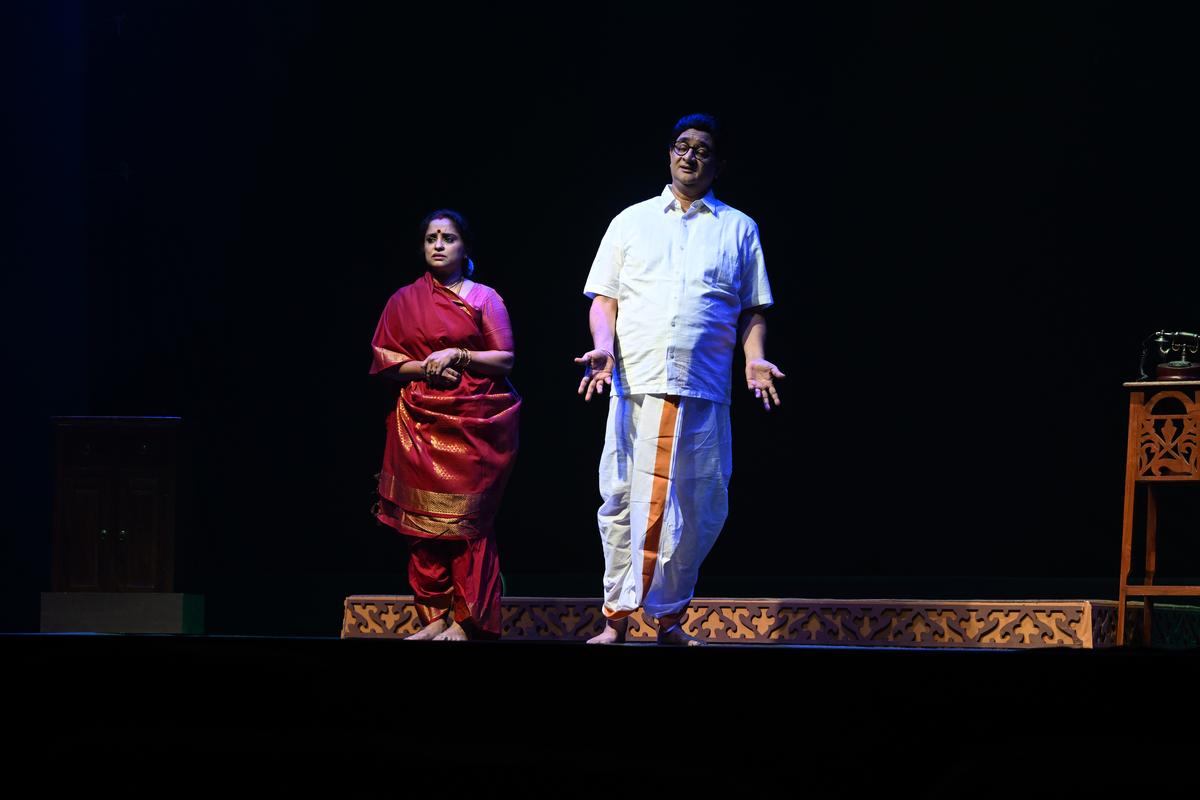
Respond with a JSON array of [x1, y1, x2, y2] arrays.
[[51, 417, 180, 592]]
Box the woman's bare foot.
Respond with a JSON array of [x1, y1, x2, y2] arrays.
[[405, 616, 449, 640], [586, 617, 627, 644], [433, 621, 468, 641]]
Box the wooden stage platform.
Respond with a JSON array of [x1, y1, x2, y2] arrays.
[[343, 595, 1200, 648]]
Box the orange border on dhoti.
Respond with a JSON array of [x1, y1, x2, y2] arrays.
[[639, 395, 680, 605]]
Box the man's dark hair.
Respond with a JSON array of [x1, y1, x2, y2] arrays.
[[670, 113, 725, 159]]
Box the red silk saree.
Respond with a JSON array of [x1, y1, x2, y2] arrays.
[[370, 272, 521, 543]]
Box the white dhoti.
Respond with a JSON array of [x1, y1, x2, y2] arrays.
[[597, 393, 732, 620]]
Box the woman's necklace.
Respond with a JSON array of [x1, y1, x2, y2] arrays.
[[441, 271, 465, 294]]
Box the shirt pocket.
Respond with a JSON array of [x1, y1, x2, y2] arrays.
[[703, 247, 740, 293]]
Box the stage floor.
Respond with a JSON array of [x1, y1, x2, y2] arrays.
[[6, 631, 1198, 790]]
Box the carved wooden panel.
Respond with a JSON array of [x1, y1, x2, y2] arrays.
[[1092, 602, 1120, 647], [339, 596, 1200, 649], [1108, 601, 1200, 647], [1134, 389, 1200, 480], [649, 601, 1096, 648], [341, 596, 424, 638], [1146, 603, 1200, 647]]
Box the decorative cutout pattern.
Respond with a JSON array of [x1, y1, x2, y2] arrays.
[[1135, 390, 1200, 479], [338, 597, 1200, 648], [1106, 602, 1200, 647], [341, 597, 423, 638]]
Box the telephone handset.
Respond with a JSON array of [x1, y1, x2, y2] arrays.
[[1139, 330, 1200, 380]]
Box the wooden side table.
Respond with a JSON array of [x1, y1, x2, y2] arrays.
[[1117, 381, 1200, 645]]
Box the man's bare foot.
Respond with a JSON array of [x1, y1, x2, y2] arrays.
[[656, 617, 705, 646], [586, 617, 627, 644], [404, 616, 449, 640], [432, 621, 468, 641]]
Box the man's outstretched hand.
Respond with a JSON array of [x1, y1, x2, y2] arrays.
[[746, 359, 784, 411], [574, 349, 615, 401]]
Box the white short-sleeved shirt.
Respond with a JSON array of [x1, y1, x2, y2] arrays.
[[584, 185, 774, 404]]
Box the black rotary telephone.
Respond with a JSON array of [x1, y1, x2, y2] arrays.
[[1139, 330, 1200, 380]]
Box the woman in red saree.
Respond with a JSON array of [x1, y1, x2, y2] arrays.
[[370, 209, 520, 640]]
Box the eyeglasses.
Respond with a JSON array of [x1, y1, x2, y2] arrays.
[[672, 140, 714, 161]]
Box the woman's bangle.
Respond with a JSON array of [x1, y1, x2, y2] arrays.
[[457, 348, 472, 368]]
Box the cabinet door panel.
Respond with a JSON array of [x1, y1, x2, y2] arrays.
[[61, 479, 110, 591], [116, 477, 165, 591]]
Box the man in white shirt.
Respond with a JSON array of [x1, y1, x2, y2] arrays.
[[575, 113, 785, 646]]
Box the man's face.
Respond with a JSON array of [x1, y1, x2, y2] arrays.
[[668, 128, 720, 198]]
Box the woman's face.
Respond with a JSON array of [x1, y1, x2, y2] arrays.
[[423, 218, 466, 276]]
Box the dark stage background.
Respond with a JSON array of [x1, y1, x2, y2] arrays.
[[6, 2, 1198, 634]]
